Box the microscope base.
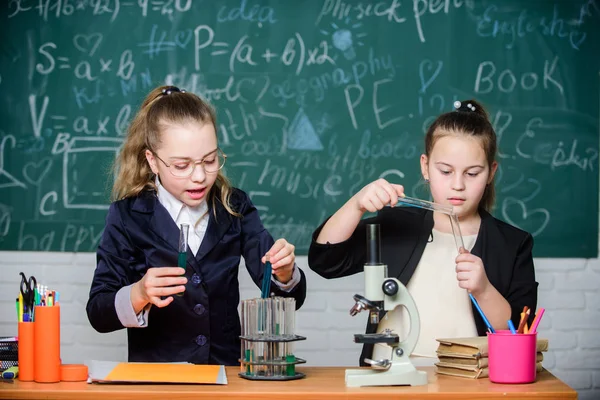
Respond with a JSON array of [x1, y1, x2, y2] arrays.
[[345, 361, 428, 387]]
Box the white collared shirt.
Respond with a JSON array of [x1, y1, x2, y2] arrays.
[[154, 177, 300, 292], [156, 177, 208, 255]]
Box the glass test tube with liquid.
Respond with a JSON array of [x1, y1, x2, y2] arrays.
[[176, 223, 189, 296]]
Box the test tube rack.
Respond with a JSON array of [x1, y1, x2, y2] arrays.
[[239, 297, 306, 381]]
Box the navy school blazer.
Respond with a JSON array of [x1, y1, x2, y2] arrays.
[[86, 188, 306, 365], [308, 206, 538, 366]]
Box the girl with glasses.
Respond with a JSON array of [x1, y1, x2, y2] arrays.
[[87, 86, 306, 365]]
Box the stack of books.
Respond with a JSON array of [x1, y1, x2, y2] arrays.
[[435, 337, 548, 379]]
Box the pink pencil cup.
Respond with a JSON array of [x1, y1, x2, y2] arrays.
[[488, 330, 537, 384]]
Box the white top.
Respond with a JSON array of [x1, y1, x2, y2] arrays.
[[372, 229, 478, 361]]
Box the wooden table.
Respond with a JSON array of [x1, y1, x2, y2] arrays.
[[0, 366, 577, 399]]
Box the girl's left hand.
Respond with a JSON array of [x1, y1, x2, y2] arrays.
[[455, 248, 491, 296], [262, 238, 296, 284]]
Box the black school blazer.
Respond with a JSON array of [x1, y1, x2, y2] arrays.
[[87, 189, 306, 365], [308, 206, 538, 366]]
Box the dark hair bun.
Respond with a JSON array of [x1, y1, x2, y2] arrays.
[[453, 99, 489, 121]]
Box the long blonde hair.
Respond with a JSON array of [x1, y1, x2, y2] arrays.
[[112, 86, 240, 217]]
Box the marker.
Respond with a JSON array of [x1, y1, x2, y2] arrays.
[[469, 293, 495, 333], [1, 366, 18, 379], [18, 293, 23, 323]]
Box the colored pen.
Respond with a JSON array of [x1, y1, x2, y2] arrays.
[[15, 298, 19, 322], [469, 293, 495, 333], [517, 308, 530, 334], [507, 319, 517, 334], [530, 308, 545, 333]]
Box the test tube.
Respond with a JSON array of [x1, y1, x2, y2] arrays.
[[396, 195, 453, 214], [178, 224, 189, 270], [256, 298, 266, 376], [273, 297, 283, 376], [240, 299, 251, 376], [261, 255, 272, 298], [396, 196, 465, 251], [284, 298, 296, 376], [176, 224, 189, 296], [240, 299, 246, 375], [266, 298, 274, 376], [284, 298, 295, 338], [449, 213, 465, 251]]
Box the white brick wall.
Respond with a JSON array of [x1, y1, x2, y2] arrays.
[[1, 251, 598, 397]]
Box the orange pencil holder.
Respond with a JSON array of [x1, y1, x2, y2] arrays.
[[33, 305, 61, 383], [18, 321, 35, 381]]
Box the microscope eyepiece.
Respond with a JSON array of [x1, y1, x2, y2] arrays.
[[366, 224, 382, 265]]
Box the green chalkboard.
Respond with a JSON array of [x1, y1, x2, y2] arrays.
[[0, 0, 598, 256]]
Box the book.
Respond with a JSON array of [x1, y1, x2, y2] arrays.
[[436, 336, 549, 358], [435, 362, 544, 379], [87, 360, 228, 384], [437, 352, 544, 369]]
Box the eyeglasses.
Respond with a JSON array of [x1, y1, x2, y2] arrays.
[[153, 148, 227, 177]]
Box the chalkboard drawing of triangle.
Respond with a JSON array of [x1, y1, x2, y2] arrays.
[[287, 109, 323, 151]]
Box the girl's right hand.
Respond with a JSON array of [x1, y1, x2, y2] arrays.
[[131, 267, 187, 309], [353, 179, 405, 213]]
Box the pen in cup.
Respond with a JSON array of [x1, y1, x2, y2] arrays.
[[469, 293, 495, 333], [517, 307, 530, 334], [529, 308, 545, 334], [507, 319, 517, 334]]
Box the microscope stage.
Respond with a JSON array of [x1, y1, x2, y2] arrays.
[[354, 333, 400, 344]]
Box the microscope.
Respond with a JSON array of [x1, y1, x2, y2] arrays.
[[345, 224, 428, 387]]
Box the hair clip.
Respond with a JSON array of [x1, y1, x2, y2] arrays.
[[453, 101, 476, 112], [161, 86, 187, 95]]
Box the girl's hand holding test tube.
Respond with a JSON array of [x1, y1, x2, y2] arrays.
[[131, 267, 188, 312], [261, 238, 296, 284], [353, 179, 405, 213], [455, 247, 491, 296]]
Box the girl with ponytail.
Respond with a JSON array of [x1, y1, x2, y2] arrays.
[[87, 86, 307, 365], [309, 99, 537, 366]]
